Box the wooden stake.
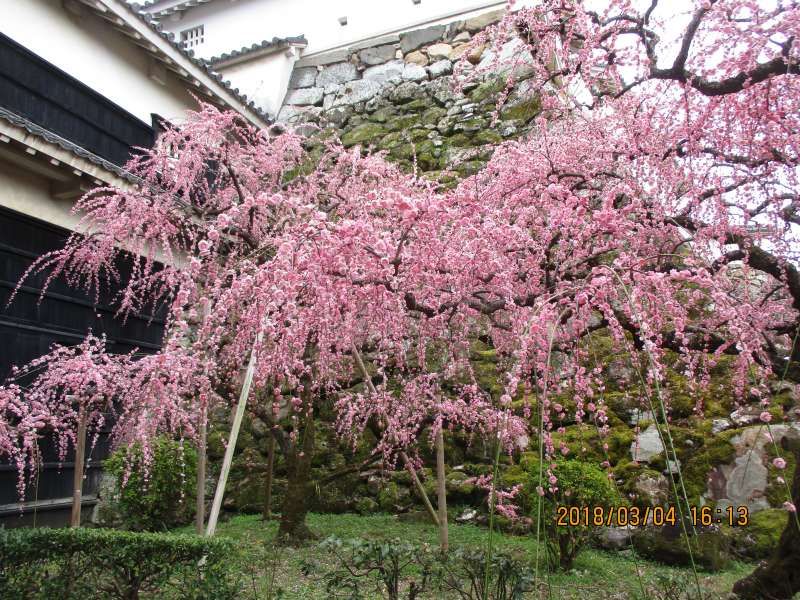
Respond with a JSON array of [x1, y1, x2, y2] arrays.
[[195, 411, 207, 535], [206, 330, 263, 537], [262, 434, 275, 521], [436, 427, 449, 551], [70, 400, 88, 528]]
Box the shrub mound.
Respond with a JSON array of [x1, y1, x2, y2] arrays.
[[0, 526, 237, 599]]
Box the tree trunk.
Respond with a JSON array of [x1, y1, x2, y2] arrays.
[[436, 428, 449, 552], [277, 384, 316, 543], [262, 435, 275, 521], [195, 414, 207, 534], [733, 435, 800, 599]]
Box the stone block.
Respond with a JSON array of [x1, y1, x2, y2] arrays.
[[317, 61, 358, 87], [405, 50, 428, 66], [427, 59, 452, 78], [363, 60, 404, 85], [427, 43, 453, 61], [283, 86, 324, 106], [328, 79, 383, 108], [288, 67, 317, 89], [462, 8, 505, 33], [400, 25, 446, 53], [358, 44, 397, 66], [390, 81, 426, 104], [402, 63, 428, 82]]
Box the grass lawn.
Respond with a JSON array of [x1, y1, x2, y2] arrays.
[[179, 513, 754, 599]]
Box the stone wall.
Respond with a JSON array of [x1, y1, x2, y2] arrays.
[[276, 9, 542, 182]]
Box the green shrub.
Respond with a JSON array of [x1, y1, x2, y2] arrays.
[[0, 526, 237, 599], [527, 458, 620, 570], [310, 537, 534, 600], [104, 436, 197, 531], [435, 546, 534, 599], [313, 536, 432, 599]]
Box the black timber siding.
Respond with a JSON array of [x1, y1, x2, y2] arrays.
[[0, 207, 166, 525], [0, 32, 155, 167]]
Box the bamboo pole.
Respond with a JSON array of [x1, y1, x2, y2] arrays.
[[70, 399, 88, 528], [206, 330, 263, 537], [436, 427, 449, 551], [262, 435, 275, 521], [350, 345, 439, 527], [195, 411, 207, 535]]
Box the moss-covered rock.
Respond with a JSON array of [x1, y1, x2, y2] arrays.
[[355, 497, 380, 514], [726, 508, 786, 560], [500, 96, 541, 122], [632, 525, 730, 571], [341, 123, 388, 147]]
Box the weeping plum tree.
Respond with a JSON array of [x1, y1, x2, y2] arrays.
[[0, 1, 798, 562]]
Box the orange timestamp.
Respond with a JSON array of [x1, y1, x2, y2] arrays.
[[555, 505, 750, 527]]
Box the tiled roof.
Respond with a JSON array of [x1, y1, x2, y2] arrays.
[[206, 36, 307, 66], [136, 0, 215, 17], [0, 106, 138, 183]]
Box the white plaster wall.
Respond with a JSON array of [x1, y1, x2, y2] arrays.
[[151, 0, 505, 59], [216, 51, 297, 117], [2, 0, 201, 125], [0, 162, 80, 231]]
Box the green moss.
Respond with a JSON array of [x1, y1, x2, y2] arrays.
[[726, 508, 786, 560], [378, 131, 406, 150], [421, 107, 447, 126], [500, 96, 541, 122], [355, 497, 379, 515], [468, 77, 506, 103], [447, 133, 475, 147], [389, 143, 416, 160], [387, 114, 422, 132], [377, 482, 401, 511], [455, 160, 485, 176], [473, 129, 503, 145], [402, 99, 429, 112], [681, 430, 737, 504], [369, 107, 397, 123], [341, 123, 388, 147]]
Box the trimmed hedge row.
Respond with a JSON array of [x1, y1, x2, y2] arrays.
[[0, 527, 238, 599]]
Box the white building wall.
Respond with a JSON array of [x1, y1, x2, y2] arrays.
[[150, 0, 505, 59], [0, 161, 80, 232], [215, 51, 298, 117], [1, 0, 202, 125]]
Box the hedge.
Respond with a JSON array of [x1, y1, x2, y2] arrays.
[[0, 526, 238, 599]]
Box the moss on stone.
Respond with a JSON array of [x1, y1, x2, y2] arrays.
[[341, 123, 388, 147], [369, 106, 398, 123], [468, 78, 506, 103], [387, 114, 423, 133], [377, 131, 406, 150], [726, 508, 787, 560], [473, 129, 503, 145], [421, 107, 447, 126], [500, 96, 541, 122], [681, 430, 737, 504]]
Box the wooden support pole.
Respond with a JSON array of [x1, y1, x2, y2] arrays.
[[70, 400, 88, 528], [262, 435, 275, 521], [206, 330, 263, 537], [196, 412, 207, 535], [436, 427, 449, 551]]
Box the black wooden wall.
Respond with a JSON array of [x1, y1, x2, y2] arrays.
[[0, 207, 166, 526], [0, 32, 155, 167]]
